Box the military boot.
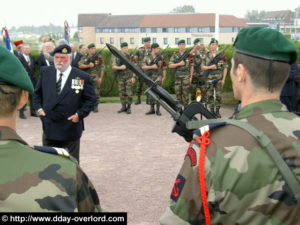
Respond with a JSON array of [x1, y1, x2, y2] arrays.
[[210, 107, 215, 116], [135, 95, 141, 105], [117, 104, 127, 113], [93, 104, 99, 113], [126, 104, 131, 114], [146, 104, 155, 115], [156, 104, 161, 116], [215, 107, 221, 118]]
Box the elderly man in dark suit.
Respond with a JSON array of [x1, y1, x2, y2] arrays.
[[33, 44, 97, 163], [37, 42, 54, 70], [19, 43, 37, 118], [70, 43, 83, 69]]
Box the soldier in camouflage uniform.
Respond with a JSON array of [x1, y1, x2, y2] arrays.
[[190, 39, 208, 101], [112, 42, 135, 114], [78, 43, 105, 112], [0, 45, 102, 212], [202, 38, 228, 118], [134, 37, 151, 105], [169, 39, 193, 107], [160, 27, 300, 225], [141, 43, 167, 116]]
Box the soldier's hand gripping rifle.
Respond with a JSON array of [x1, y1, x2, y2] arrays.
[[203, 45, 229, 79], [107, 43, 216, 142], [145, 45, 169, 77], [87, 45, 107, 65], [170, 47, 195, 73]]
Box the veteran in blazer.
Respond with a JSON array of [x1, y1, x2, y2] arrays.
[[33, 44, 97, 163]]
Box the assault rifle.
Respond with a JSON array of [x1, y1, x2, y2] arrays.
[[170, 47, 195, 74], [203, 46, 229, 79], [145, 45, 169, 77], [107, 43, 216, 142]]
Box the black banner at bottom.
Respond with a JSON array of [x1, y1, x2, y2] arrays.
[[0, 213, 127, 224]]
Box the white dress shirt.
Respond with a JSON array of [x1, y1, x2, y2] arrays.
[[56, 65, 72, 92]]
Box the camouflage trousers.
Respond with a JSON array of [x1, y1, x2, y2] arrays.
[[175, 76, 190, 107], [91, 75, 100, 101], [190, 74, 206, 101], [206, 74, 223, 109], [148, 74, 162, 105], [135, 77, 145, 95], [118, 76, 133, 105]]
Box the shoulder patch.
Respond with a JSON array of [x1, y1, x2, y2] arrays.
[[185, 146, 197, 166], [171, 174, 186, 202], [34, 145, 72, 159]]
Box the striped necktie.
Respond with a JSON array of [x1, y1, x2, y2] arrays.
[[56, 73, 63, 95]]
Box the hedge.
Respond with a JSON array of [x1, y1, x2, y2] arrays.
[[30, 42, 300, 97]]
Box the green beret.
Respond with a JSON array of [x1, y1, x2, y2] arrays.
[[193, 38, 200, 45], [120, 42, 128, 48], [151, 43, 159, 49], [88, 43, 95, 49], [51, 44, 71, 56], [234, 27, 297, 64], [177, 39, 185, 45], [209, 38, 218, 45], [143, 37, 151, 43], [0, 46, 34, 93]]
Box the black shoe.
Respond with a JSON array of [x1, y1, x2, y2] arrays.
[[118, 104, 127, 113], [135, 95, 141, 105], [31, 113, 38, 117], [156, 105, 161, 116], [19, 113, 26, 119], [93, 104, 99, 113], [146, 105, 155, 115], [126, 104, 131, 114], [215, 107, 221, 118]]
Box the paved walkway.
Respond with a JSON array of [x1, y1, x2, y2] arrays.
[[16, 103, 234, 225]]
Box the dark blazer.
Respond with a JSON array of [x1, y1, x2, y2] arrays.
[[33, 66, 97, 141], [19, 54, 36, 86], [71, 52, 83, 68], [37, 54, 53, 70]]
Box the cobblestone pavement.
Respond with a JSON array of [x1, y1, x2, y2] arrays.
[[16, 103, 234, 225]]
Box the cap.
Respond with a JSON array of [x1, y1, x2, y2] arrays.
[[151, 43, 159, 49], [50, 44, 71, 56]]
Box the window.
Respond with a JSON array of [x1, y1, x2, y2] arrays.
[[141, 38, 144, 44], [110, 37, 114, 44], [186, 27, 191, 33], [120, 38, 124, 44], [146, 28, 151, 33], [210, 27, 215, 33], [78, 27, 83, 33], [151, 28, 157, 33], [168, 27, 174, 33], [190, 27, 198, 33], [175, 38, 179, 44], [175, 27, 185, 33], [130, 38, 134, 44], [140, 28, 146, 33], [78, 38, 83, 43], [152, 38, 157, 43], [100, 37, 104, 44], [163, 38, 168, 45], [162, 28, 168, 33], [187, 38, 191, 45]]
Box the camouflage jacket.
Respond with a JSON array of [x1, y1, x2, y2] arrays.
[[141, 54, 167, 78], [191, 50, 206, 76], [135, 47, 151, 67], [0, 126, 102, 212], [78, 53, 105, 79], [112, 54, 134, 80], [202, 51, 228, 77], [160, 100, 300, 225], [170, 51, 193, 77]]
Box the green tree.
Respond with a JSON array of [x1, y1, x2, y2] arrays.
[[245, 10, 266, 22], [170, 5, 195, 13]]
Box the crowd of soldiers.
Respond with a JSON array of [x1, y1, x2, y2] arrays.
[[11, 36, 228, 119], [77, 37, 228, 118]]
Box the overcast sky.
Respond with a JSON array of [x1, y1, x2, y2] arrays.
[[1, 0, 299, 28]]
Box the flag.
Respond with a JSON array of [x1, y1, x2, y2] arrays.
[[2, 27, 13, 53], [64, 20, 70, 44]]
